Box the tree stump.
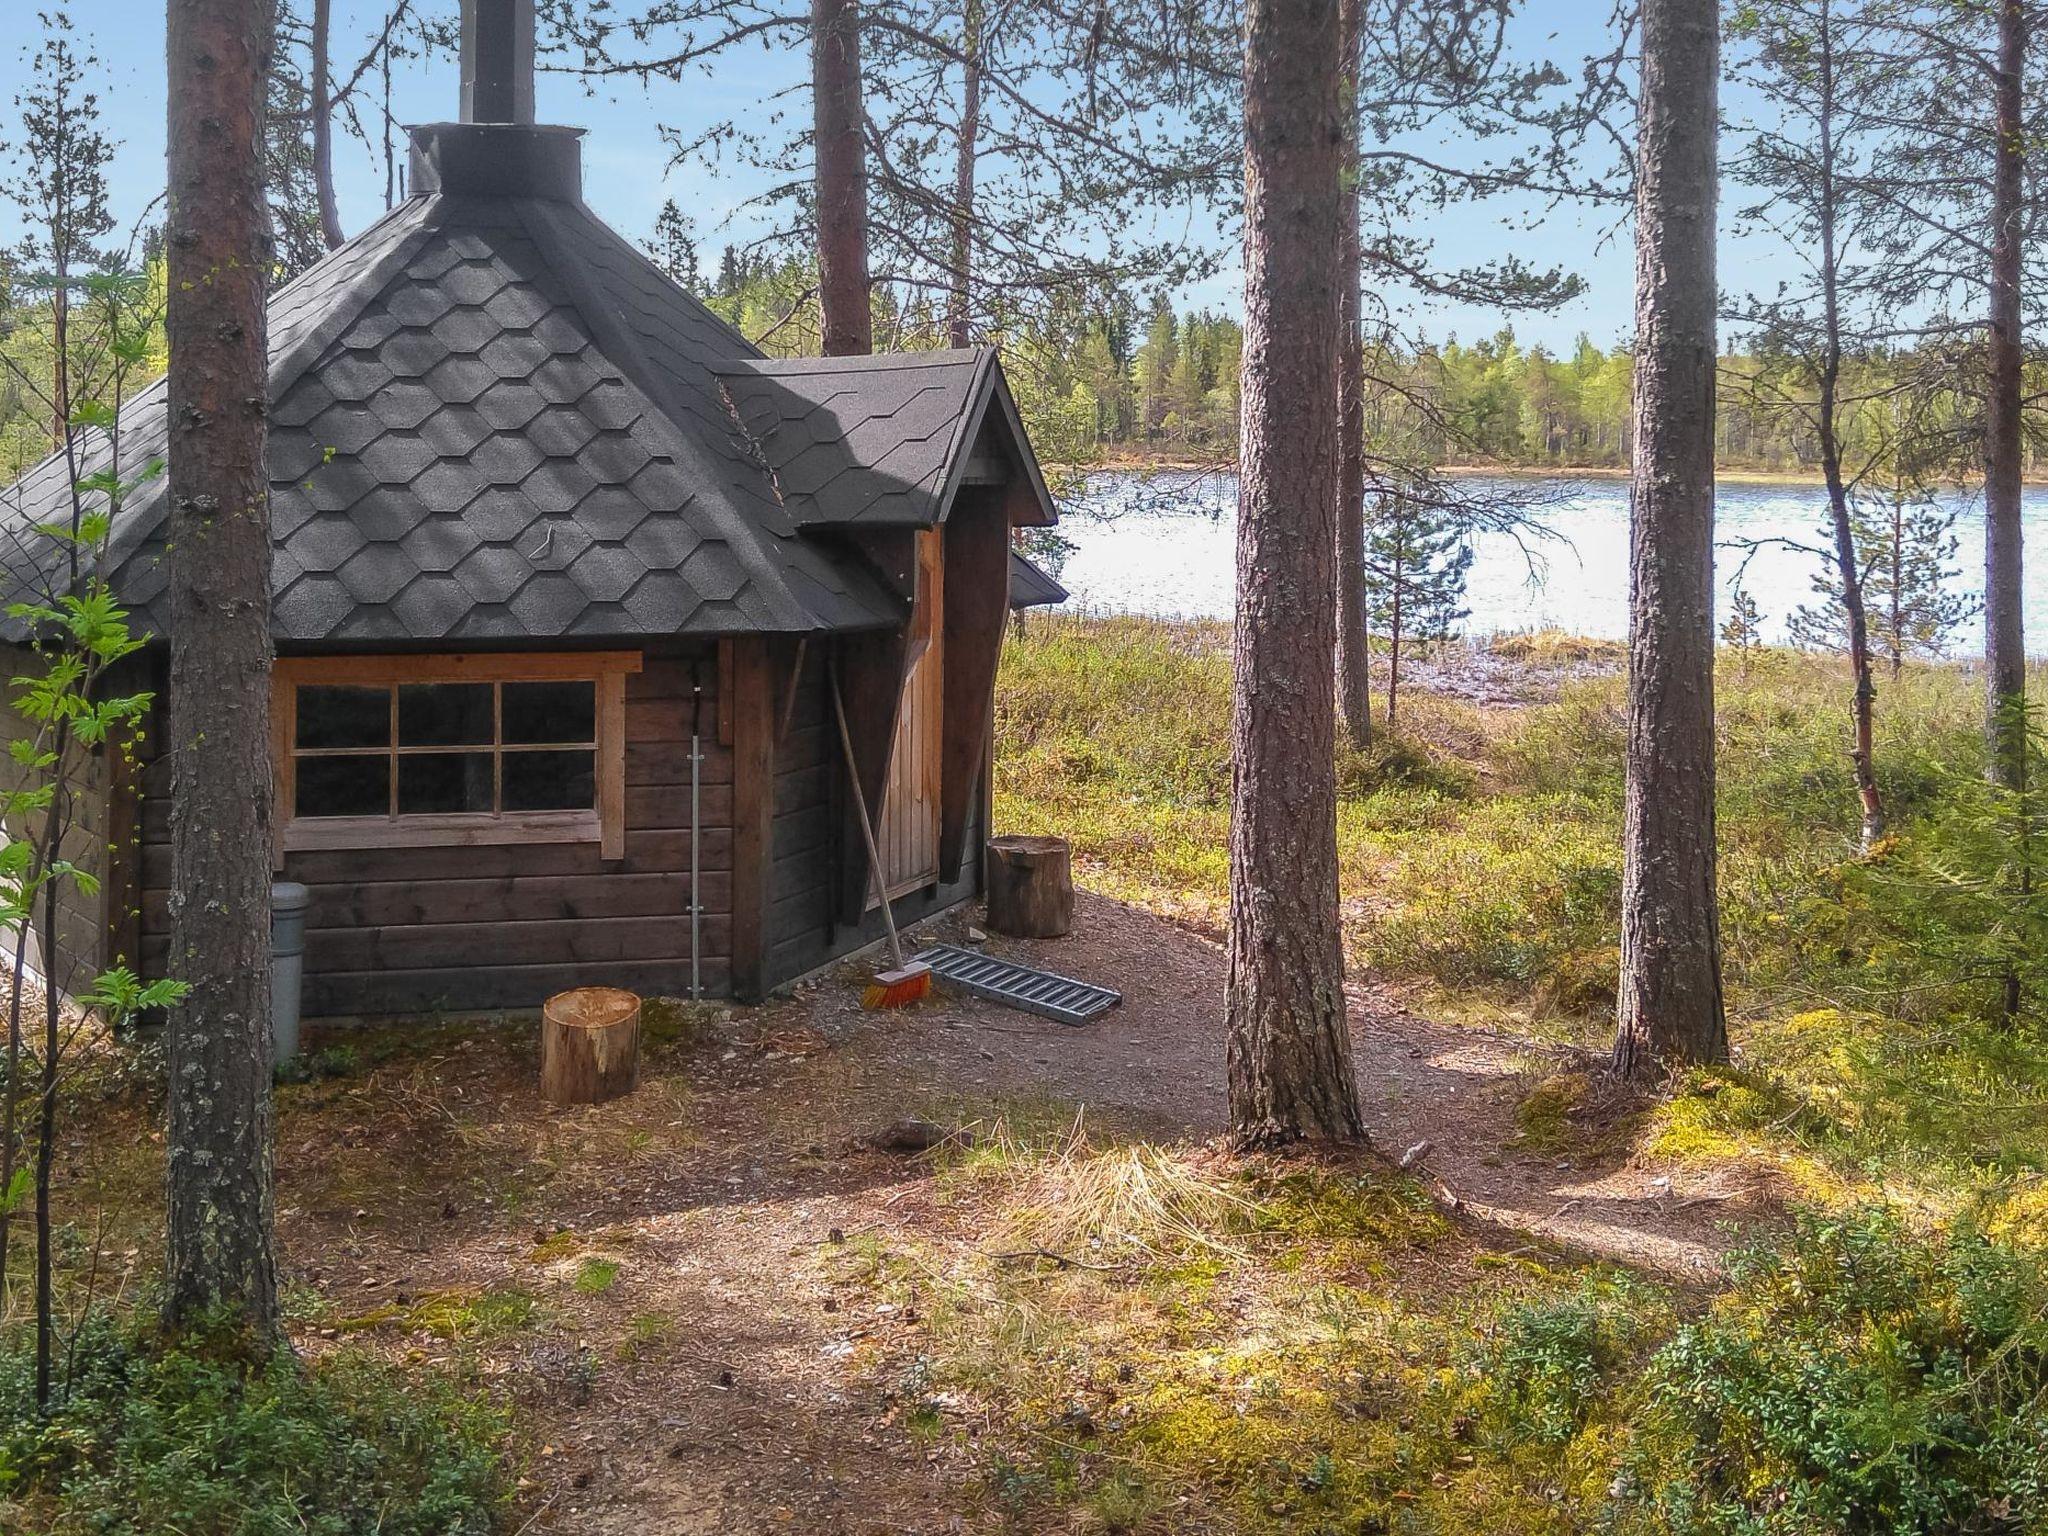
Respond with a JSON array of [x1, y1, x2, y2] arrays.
[[540, 987, 642, 1106], [986, 835, 1074, 938]]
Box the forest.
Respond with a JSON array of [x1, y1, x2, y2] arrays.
[[2, 0, 2048, 1534], [693, 260, 2048, 474]]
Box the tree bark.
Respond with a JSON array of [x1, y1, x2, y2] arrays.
[[163, 0, 281, 1341], [1226, 0, 1364, 1148], [1986, 0, 2029, 1023], [312, 0, 345, 251], [1984, 0, 2027, 794], [945, 0, 982, 351], [35, 867, 59, 1405], [1889, 486, 1905, 679], [1386, 564, 1401, 731], [1334, 0, 1371, 752], [1614, 0, 1729, 1078], [813, 0, 873, 356]]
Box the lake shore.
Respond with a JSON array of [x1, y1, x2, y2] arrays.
[[1063, 450, 2021, 489]]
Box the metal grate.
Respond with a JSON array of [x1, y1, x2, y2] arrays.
[[912, 944, 1122, 1026]]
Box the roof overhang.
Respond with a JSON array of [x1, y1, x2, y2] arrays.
[[933, 353, 1058, 529]]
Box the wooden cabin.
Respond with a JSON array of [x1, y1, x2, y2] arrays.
[[0, 0, 1065, 1016]]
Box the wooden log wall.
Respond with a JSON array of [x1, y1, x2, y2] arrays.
[[136, 645, 733, 1017], [767, 642, 839, 985], [765, 636, 988, 991]]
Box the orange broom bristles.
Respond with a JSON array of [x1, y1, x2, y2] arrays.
[[862, 961, 934, 1010]]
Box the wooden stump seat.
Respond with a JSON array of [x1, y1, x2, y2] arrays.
[[985, 835, 1074, 938], [540, 986, 642, 1105]]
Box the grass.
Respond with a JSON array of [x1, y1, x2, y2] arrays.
[[826, 1118, 2048, 1534], [335, 1286, 541, 1341], [572, 1256, 622, 1295], [0, 1319, 510, 1535], [997, 614, 2048, 1219]]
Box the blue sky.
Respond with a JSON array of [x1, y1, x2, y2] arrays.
[[0, 2, 1784, 355]]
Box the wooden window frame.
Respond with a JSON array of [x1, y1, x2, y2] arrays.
[[273, 652, 641, 864]]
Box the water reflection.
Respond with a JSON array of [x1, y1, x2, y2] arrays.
[[1055, 471, 2038, 653]]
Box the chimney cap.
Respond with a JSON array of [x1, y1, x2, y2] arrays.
[[462, 0, 535, 125], [408, 122, 583, 201]]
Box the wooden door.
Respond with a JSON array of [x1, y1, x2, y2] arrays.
[[876, 529, 943, 900]]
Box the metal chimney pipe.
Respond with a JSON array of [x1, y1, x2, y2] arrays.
[[461, 0, 536, 125]]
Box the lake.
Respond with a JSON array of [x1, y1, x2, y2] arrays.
[[1053, 470, 2048, 653]]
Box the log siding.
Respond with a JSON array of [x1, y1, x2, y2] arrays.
[[136, 645, 733, 1017]]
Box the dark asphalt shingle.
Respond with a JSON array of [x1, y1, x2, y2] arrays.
[[1008, 550, 1068, 609], [0, 159, 1055, 645], [718, 351, 1014, 529]]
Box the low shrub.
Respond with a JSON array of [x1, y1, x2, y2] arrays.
[[0, 1320, 510, 1535], [1462, 1271, 1665, 1448], [1626, 1210, 2048, 1534]]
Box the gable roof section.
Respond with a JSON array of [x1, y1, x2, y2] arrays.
[[719, 350, 1059, 530]]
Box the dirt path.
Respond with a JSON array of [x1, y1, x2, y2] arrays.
[[267, 888, 1771, 1533], [841, 891, 1767, 1278]]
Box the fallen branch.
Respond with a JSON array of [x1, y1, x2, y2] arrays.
[[985, 1246, 1129, 1274]]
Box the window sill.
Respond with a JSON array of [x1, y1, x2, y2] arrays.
[[281, 810, 602, 854]]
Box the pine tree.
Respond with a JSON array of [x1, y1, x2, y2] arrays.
[[1614, 0, 1729, 1076], [1790, 486, 1974, 672], [1227, 0, 1363, 1148], [1722, 586, 1766, 677], [163, 0, 281, 1342], [1135, 298, 1179, 441], [1362, 493, 1472, 731], [648, 199, 702, 288]]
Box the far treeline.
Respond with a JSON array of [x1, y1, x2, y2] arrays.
[[690, 252, 2048, 479]]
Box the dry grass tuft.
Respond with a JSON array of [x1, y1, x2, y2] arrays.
[[960, 1115, 1256, 1262]]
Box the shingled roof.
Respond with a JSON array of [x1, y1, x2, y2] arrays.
[[0, 122, 1062, 646], [721, 351, 1057, 530]]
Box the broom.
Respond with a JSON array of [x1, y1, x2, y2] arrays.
[[830, 657, 933, 1009]]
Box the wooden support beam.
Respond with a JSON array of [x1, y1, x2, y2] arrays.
[[938, 487, 1011, 880], [728, 634, 779, 1003]]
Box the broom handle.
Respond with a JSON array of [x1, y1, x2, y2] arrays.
[[829, 658, 908, 972]]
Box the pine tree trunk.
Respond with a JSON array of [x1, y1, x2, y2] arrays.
[[1614, 0, 1728, 1078], [813, 0, 873, 357], [1986, 0, 2029, 1023], [312, 0, 344, 251], [1333, 0, 1371, 752], [1889, 510, 1904, 680], [162, 0, 281, 1341], [1984, 0, 2027, 794], [1811, 0, 1882, 850], [1821, 418, 1883, 849], [946, 0, 982, 351], [1387, 582, 1401, 732], [1227, 0, 1363, 1148]]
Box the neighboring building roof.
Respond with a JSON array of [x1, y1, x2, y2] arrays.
[[0, 124, 1058, 646], [1008, 550, 1068, 609]]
